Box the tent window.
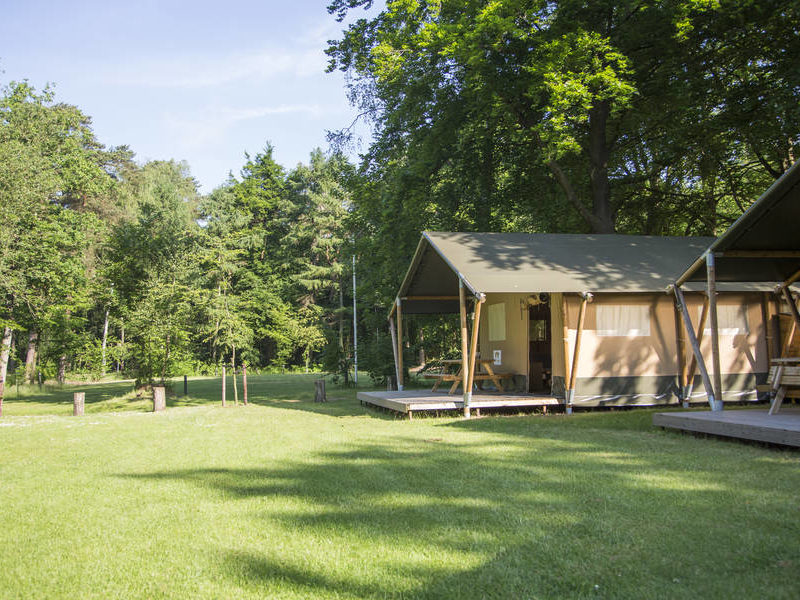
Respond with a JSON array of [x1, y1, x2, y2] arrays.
[[596, 305, 650, 337], [488, 303, 506, 341], [698, 304, 749, 335]]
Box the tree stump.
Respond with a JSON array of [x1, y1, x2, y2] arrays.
[[153, 386, 166, 412], [73, 392, 85, 416], [314, 379, 326, 403]]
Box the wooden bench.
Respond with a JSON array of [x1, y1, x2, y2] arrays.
[[766, 361, 800, 415]]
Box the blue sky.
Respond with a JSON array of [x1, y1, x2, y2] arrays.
[[0, 0, 375, 192]]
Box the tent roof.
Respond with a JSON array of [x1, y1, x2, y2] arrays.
[[397, 232, 718, 314], [678, 160, 800, 285]]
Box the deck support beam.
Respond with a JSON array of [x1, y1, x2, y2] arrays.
[[459, 280, 471, 418], [674, 285, 719, 410]]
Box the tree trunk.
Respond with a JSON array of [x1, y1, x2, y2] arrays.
[[24, 330, 38, 384], [587, 100, 615, 233], [119, 322, 125, 372], [101, 309, 110, 375], [161, 334, 171, 384], [0, 326, 13, 416], [57, 354, 67, 385], [231, 346, 239, 405], [338, 284, 344, 350]]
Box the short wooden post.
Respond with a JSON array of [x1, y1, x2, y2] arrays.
[[314, 379, 326, 402], [242, 364, 248, 405], [183, 375, 188, 396], [222, 366, 227, 407], [73, 392, 85, 416], [153, 386, 166, 412]]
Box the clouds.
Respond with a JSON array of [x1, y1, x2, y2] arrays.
[[105, 47, 329, 89]]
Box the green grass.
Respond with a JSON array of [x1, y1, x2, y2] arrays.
[[1, 375, 799, 599]]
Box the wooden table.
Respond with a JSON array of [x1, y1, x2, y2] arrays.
[[768, 357, 800, 415], [426, 359, 513, 394]]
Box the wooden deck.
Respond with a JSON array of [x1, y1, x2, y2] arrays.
[[653, 408, 800, 447], [357, 390, 560, 418]]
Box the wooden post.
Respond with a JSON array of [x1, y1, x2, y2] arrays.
[[674, 286, 717, 410], [183, 375, 188, 396], [396, 298, 404, 391], [706, 253, 723, 411], [221, 366, 226, 407], [242, 364, 248, 405], [686, 295, 709, 399], [568, 293, 590, 396], [459, 280, 471, 418], [761, 293, 772, 365], [467, 294, 485, 406], [673, 298, 688, 407], [153, 386, 166, 412], [73, 392, 84, 416], [388, 316, 400, 391], [314, 379, 326, 402], [561, 294, 573, 413]]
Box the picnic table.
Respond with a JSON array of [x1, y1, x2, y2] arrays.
[[423, 359, 514, 394], [768, 357, 800, 415]]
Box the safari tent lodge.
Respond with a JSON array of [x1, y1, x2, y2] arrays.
[[358, 232, 776, 418]]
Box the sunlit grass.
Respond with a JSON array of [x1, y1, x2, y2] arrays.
[[1, 374, 798, 598]]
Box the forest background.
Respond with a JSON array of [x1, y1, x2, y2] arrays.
[[1, 0, 798, 409]]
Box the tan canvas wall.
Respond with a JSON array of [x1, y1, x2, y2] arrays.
[[566, 292, 767, 379], [478, 293, 529, 380], [551, 293, 565, 379]]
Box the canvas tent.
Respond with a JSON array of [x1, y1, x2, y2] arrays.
[[673, 160, 800, 411], [390, 232, 770, 415]]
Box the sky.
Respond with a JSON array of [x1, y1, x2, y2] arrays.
[[0, 0, 376, 192]]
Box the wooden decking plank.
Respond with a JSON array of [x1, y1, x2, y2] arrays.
[[357, 390, 559, 415], [654, 409, 800, 447]]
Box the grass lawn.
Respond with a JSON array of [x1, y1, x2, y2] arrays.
[[1, 374, 799, 599]]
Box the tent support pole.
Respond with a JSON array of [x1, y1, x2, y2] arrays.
[[395, 298, 404, 391], [761, 293, 772, 365], [685, 295, 709, 404], [467, 294, 485, 414], [674, 286, 718, 410], [459, 280, 471, 418], [568, 293, 590, 402], [706, 253, 724, 411], [561, 294, 573, 414], [388, 316, 400, 391], [782, 287, 800, 331], [673, 298, 688, 408]]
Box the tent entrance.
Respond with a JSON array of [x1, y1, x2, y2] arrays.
[[528, 296, 552, 392]]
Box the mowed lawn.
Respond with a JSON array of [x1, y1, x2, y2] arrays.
[[1, 375, 799, 599]]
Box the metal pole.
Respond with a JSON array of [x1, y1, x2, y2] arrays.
[[352, 254, 358, 384]]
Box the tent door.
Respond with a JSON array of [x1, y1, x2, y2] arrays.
[[528, 296, 552, 393]]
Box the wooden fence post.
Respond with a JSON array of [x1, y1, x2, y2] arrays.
[[222, 366, 226, 407], [242, 364, 248, 405], [315, 379, 326, 402], [153, 386, 166, 412], [73, 392, 84, 416]]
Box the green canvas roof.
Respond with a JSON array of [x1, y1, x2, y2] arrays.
[[397, 232, 716, 314], [678, 160, 800, 286]]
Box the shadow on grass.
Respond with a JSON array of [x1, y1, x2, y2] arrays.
[[118, 430, 800, 598]]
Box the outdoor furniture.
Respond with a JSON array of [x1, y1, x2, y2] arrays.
[[768, 357, 800, 415], [422, 359, 513, 394]]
